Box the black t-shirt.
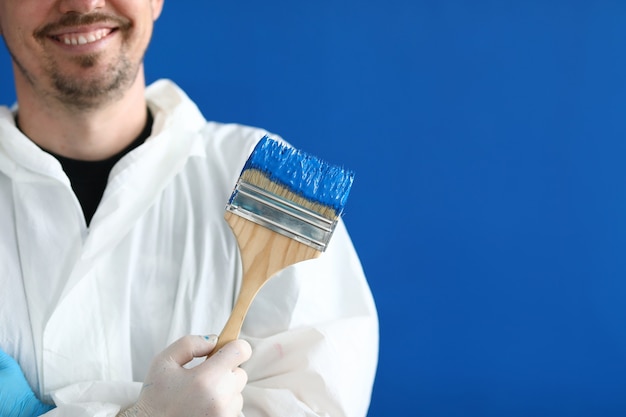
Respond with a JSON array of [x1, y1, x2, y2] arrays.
[[36, 110, 153, 225]]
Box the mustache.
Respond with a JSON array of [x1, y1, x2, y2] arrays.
[[34, 13, 131, 38]]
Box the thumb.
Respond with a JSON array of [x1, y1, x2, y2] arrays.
[[160, 335, 218, 366]]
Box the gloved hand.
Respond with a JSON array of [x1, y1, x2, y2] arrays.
[[0, 349, 55, 417], [119, 335, 251, 417]]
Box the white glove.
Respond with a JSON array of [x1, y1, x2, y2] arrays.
[[119, 335, 251, 417]]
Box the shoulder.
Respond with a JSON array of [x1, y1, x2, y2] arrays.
[[195, 122, 285, 185], [202, 122, 275, 159], [146, 79, 283, 167]]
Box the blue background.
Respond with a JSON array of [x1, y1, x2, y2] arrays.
[[2, 1, 626, 416]]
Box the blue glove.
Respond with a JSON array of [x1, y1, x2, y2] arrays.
[[0, 349, 55, 417]]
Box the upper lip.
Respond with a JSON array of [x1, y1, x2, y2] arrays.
[[48, 24, 117, 37], [50, 27, 115, 45], [34, 13, 130, 42]]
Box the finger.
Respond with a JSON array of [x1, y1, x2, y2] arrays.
[[232, 367, 249, 392], [204, 339, 252, 370], [228, 393, 244, 416], [160, 335, 218, 366]]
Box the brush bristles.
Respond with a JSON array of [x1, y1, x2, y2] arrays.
[[227, 136, 354, 251], [240, 168, 338, 220], [241, 136, 355, 217]]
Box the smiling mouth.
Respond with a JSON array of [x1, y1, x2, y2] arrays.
[[35, 12, 130, 47], [51, 28, 116, 46]]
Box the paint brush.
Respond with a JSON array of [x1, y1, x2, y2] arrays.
[[211, 135, 354, 353]]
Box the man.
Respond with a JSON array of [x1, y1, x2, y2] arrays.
[[0, 1, 379, 416]]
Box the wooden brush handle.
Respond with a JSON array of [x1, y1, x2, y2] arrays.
[[209, 211, 321, 355]]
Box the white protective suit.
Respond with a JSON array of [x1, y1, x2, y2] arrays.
[[0, 80, 379, 417]]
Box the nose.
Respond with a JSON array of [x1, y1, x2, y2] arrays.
[[58, 0, 106, 14]]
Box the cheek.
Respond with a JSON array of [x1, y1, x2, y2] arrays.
[[1, 13, 32, 48]]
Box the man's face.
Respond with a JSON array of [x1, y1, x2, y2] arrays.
[[0, 0, 164, 110]]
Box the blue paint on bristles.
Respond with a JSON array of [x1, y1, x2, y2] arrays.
[[239, 135, 354, 218], [226, 135, 355, 250]]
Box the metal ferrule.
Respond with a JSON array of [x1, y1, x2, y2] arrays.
[[226, 179, 337, 252]]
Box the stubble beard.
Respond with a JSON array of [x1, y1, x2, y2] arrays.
[[46, 50, 139, 111], [9, 12, 142, 112]]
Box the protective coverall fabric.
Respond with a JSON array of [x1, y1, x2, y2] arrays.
[[0, 79, 379, 417]]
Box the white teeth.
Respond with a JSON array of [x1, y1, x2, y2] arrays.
[[57, 29, 109, 46]]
